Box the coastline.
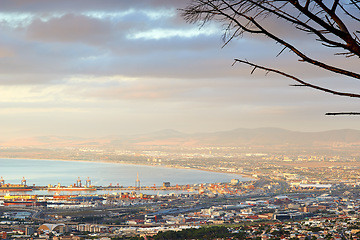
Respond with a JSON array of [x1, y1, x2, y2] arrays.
[[0, 157, 254, 181]]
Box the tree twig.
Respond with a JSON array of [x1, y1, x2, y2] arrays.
[[325, 112, 360, 115], [233, 59, 360, 98]]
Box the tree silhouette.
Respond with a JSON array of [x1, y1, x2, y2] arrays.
[[182, 0, 360, 115]]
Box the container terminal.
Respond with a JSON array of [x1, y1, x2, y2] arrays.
[[0, 177, 199, 192], [0, 177, 249, 208]]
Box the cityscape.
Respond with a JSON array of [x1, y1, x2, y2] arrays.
[[0, 127, 360, 239], [0, 0, 359, 239]]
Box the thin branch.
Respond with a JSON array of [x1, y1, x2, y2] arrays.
[[290, 0, 360, 56], [242, 0, 348, 50], [339, 3, 360, 22], [240, 14, 360, 80], [276, 46, 287, 57], [211, 0, 360, 79], [325, 112, 360, 115], [233, 59, 360, 98], [350, 0, 360, 12], [331, 0, 339, 13], [184, 0, 360, 79]]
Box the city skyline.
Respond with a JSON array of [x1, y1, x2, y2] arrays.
[[0, 0, 359, 140]]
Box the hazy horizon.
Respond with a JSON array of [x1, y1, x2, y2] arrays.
[[4, 126, 360, 140], [0, 0, 359, 140]]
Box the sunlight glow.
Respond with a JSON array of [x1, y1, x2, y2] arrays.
[[128, 26, 219, 40]]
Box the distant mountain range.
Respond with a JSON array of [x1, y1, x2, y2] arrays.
[[124, 128, 360, 148], [2, 128, 360, 149]]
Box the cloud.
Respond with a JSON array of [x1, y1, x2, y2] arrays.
[[26, 14, 113, 44], [128, 25, 218, 40], [0, 0, 185, 12], [0, 0, 357, 139]]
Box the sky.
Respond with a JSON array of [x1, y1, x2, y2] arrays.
[[0, 0, 359, 139]]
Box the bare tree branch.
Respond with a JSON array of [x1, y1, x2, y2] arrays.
[[182, 0, 360, 115], [233, 59, 360, 98], [325, 112, 360, 115], [182, 0, 360, 79]]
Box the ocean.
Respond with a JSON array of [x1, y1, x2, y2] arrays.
[[0, 158, 250, 187]]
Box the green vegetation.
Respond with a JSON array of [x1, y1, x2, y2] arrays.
[[151, 226, 246, 240], [112, 237, 144, 240]]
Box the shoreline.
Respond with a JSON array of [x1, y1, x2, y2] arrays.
[[0, 157, 254, 181]]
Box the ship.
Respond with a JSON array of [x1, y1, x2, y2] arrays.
[[4, 194, 36, 200], [0, 177, 33, 191], [48, 177, 96, 191], [2, 194, 45, 207], [3, 199, 46, 207], [0, 184, 33, 191]]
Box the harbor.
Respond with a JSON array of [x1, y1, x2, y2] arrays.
[[0, 176, 238, 193], [0, 176, 254, 208], [0, 158, 252, 209], [0, 158, 248, 187]]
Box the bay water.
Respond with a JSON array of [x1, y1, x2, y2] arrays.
[[0, 158, 249, 188]]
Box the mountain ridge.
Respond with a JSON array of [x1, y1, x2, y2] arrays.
[[2, 127, 360, 148]]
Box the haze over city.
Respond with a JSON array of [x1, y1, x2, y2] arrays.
[[1, 1, 360, 239], [0, 0, 358, 141]]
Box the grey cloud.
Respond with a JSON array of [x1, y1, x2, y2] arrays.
[[0, 2, 355, 98], [0, 0, 188, 13], [26, 14, 113, 44], [0, 0, 357, 138]]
